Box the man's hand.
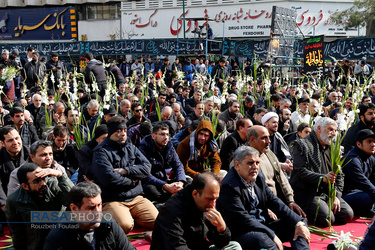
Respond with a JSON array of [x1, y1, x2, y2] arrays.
[[293, 223, 310, 245], [280, 159, 293, 171], [35, 168, 62, 178], [268, 209, 278, 220], [205, 207, 226, 233], [273, 235, 283, 250], [332, 197, 341, 214], [323, 171, 336, 183], [114, 168, 127, 176], [163, 183, 182, 194], [173, 181, 184, 189], [289, 202, 306, 218], [283, 121, 290, 131], [53, 112, 60, 122]]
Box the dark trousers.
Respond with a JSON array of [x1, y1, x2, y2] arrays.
[[343, 192, 375, 218], [235, 219, 310, 250], [305, 196, 354, 227], [143, 184, 172, 203]]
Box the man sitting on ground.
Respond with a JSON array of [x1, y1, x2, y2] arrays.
[[217, 146, 310, 250], [139, 123, 186, 203], [151, 172, 241, 250]]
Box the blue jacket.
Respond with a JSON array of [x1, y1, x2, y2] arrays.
[[171, 128, 190, 149], [342, 146, 375, 199], [139, 135, 186, 188], [91, 138, 151, 203]]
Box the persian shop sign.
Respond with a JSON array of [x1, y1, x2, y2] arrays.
[[0, 7, 77, 40], [121, 1, 364, 39]]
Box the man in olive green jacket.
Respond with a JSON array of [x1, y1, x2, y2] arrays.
[[5, 162, 73, 250]]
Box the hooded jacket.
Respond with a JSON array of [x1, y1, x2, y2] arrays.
[[176, 120, 221, 177], [84, 59, 107, 85]]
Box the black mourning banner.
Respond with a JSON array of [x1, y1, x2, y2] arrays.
[[303, 35, 325, 74]]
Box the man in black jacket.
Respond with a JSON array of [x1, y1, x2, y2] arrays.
[[343, 103, 375, 154], [22, 52, 46, 89], [44, 182, 135, 250], [211, 57, 229, 93], [151, 172, 241, 250], [220, 118, 252, 171], [217, 146, 310, 250], [10, 106, 39, 148], [45, 53, 66, 90], [77, 125, 108, 183], [91, 116, 158, 233], [342, 129, 375, 217], [0, 125, 29, 210], [290, 117, 353, 227], [26, 93, 45, 137], [84, 52, 107, 97]]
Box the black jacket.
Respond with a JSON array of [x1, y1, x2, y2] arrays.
[[77, 138, 98, 183], [219, 131, 246, 171], [45, 59, 66, 89], [151, 185, 231, 250], [22, 60, 46, 88], [91, 138, 151, 203], [53, 142, 79, 178], [290, 131, 344, 211], [217, 168, 302, 239], [0, 145, 29, 206], [343, 120, 374, 154], [44, 221, 135, 250], [19, 121, 39, 147], [342, 146, 375, 198], [85, 59, 107, 85]]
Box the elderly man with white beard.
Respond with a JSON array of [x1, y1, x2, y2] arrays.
[[290, 117, 354, 227]]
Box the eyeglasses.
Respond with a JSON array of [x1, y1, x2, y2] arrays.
[[155, 132, 170, 137], [134, 108, 142, 113], [29, 176, 46, 185]]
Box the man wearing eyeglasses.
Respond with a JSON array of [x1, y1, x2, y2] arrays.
[[126, 102, 150, 129], [5, 162, 73, 249], [139, 123, 186, 203]]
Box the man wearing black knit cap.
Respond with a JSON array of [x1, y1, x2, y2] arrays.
[[91, 116, 158, 233], [77, 124, 108, 183]]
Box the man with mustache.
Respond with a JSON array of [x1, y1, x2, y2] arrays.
[[177, 120, 221, 178], [7, 140, 67, 195], [290, 117, 354, 227], [10, 106, 39, 148], [248, 125, 306, 219], [217, 146, 310, 250], [343, 103, 375, 153], [51, 125, 79, 178], [5, 162, 73, 249], [0, 126, 29, 211]]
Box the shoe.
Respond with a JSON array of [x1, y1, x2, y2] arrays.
[[144, 231, 152, 242]]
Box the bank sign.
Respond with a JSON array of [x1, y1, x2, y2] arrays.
[[121, 1, 365, 39], [0, 7, 77, 40]]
